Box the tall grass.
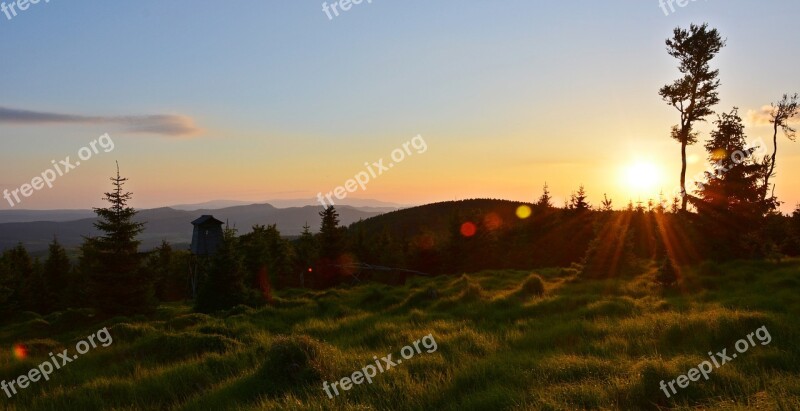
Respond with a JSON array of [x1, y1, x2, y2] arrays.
[[0, 260, 798, 410]]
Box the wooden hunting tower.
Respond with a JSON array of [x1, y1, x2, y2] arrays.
[[190, 215, 224, 256], [189, 215, 224, 299]]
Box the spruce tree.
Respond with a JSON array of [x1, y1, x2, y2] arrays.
[[0, 255, 13, 318], [693, 109, 770, 214], [0, 245, 31, 315], [691, 109, 774, 258], [86, 164, 152, 315], [656, 257, 679, 288], [195, 227, 248, 312], [147, 241, 174, 302], [316, 206, 345, 287], [536, 183, 554, 209], [601, 194, 613, 212], [43, 238, 71, 311], [241, 224, 291, 289], [569, 185, 590, 211], [4, 244, 43, 313], [294, 223, 318, 288]]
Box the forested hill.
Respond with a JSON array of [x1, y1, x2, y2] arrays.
[[344, 199, 597, 274], [349, 199, 533, 238]]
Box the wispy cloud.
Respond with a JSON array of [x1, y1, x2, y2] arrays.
[[0, 106, 202, 137], [746, 105, 800, 127]]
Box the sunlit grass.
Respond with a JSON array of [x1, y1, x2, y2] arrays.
[[0, 260, 798, 410]]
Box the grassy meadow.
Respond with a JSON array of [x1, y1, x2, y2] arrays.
[[1, 259, 799, 410]]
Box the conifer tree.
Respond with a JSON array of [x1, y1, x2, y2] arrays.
[[5, 244, 45, 313], [316, 206, 345, 287], [536, 183, 554, 209], [294, 223, 318, 287], [693, 109, 771, 215], [195, 227, 248, 312], [147, 241, 179, 302], [241, 224, 292, 289], [569, 185, 590, 211], [0, 244, 34, 314], [656, 257, 679, 288], [601, 194, 613, 212], [0, 255, 13, 318], [670, 196, 680, 213], [692, 108, 774, 257], [86, 164, 152, 315], [656, 191, 667, 214], [43, 238, 71, 311]]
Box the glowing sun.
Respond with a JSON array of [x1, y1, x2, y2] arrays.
[[623, 161, 662, 192]]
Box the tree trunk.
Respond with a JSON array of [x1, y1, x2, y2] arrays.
[[680, 140, 688, 211], [763, 122, 779, 200]]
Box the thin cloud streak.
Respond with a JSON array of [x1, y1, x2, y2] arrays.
[[746, 105, 800, 127], [0, 106, 202, 137]]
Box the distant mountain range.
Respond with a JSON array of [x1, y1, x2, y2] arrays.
[[169, 198, 408, 211], [0, 203, 388, 253], [0, 198, 406, 224]]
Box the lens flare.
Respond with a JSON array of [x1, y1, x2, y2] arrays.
[[516, 205, 532, 219], [484, 213, 502, 230], [12, 344, 27, 360], [415, 233, 435, 249], [460, 222, 477, 237]]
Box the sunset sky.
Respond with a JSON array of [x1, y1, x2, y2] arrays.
[[1, 0, 798, 212]]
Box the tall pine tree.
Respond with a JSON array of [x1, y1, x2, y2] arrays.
[[86, 163, 152, 315]]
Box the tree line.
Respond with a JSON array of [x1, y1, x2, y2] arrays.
[[1, 23, 798, 318]]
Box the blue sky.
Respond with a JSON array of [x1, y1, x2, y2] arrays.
[[1, 0, 799, 210]]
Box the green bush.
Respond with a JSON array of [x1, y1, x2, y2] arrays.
[[655, 258, 678, 288], [521, 274, 546, 297], [254, 335, 335, 396]]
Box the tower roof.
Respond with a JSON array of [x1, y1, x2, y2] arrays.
[[191, 215, 224, 226]]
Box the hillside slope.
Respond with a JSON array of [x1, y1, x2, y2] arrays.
[[1, 260, 798, 410]]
